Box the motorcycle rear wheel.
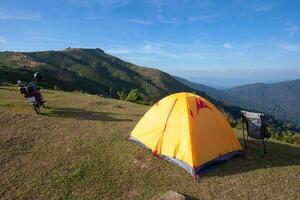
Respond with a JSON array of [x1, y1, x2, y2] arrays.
[[33, 104, 40, 114]]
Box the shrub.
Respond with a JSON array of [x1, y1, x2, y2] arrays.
[[270, 128, 300, 145], [234, 119, 300, 145], [117, 90, 127, 100], [126, 89, 143, 103], [109, 88, 113, 98]]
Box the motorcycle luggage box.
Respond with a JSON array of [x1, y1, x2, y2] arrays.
[[27, 84, 36, 93], [19, 87, 27, 94]]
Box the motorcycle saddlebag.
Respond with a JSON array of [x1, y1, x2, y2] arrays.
[[27, 84, 36, 93], [19, 87, 27, 94]]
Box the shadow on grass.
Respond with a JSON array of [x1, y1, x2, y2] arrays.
[[42, 107, 133, 122], [201, 139, 300, 178], [182, 194, 199, 200]]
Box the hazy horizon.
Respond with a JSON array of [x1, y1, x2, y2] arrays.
[[171, 67, 300, 88], [181, 76, 300, 89]]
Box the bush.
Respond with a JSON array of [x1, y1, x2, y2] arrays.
[[109, 88, 113, 98], [233, 119, 300, 145], [270, 129, 300, 145], [54, 85, 60, 90], [116, 90, 127, 100], [126, 89, 143, 103]]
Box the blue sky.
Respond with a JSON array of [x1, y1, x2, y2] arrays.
[[0, 0, 300, 87]]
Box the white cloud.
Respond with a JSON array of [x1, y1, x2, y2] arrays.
[[98, 0, 129, 7], [0, 37, 5, 43], [103, 39, 268, 63], [123, 56, 158, 63], [107, 49, 131, 54], [160, 17, 178, 25], [67, 0, 129, 10], [223, 43, 234, 49], [188, 12, 222, 23], [286, 25, 299, 37], [128, 19, 152, 25], [0, 9, 40, 20], [104, 43, 180, 59], [194, 40, 215, 49], [254, 4, 274, 12], [105, 45, 133, 54], [182, 52, 210, 59], [140, 44, 179, 58], [279, 44, 299, 51], [150, 0, 164, 20]]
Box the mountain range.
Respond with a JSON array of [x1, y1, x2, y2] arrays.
[[174, 76, 300, 130], [0, 48, 204, 102], [0, 48, 240, 118], [1, 48, 298, 129]]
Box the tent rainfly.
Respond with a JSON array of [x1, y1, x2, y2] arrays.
[[130, 92, 242, 177]]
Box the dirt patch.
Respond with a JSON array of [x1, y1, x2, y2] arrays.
[[5, 135, 34, 150], [133, 158, 148, 169], [127, 187, 141, 199], [11, 53, 43, 68]]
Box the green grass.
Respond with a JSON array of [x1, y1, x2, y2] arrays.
[[0, 85, 299, 200]]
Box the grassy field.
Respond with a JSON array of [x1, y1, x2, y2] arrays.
[[0, 85, 299, 200]]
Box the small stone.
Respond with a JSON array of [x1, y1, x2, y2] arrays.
[[159, 191, 186, 200]]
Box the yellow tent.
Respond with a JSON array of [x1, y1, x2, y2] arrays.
[[130, 92, 242, 177]]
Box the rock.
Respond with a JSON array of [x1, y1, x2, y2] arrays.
[[159, 191, 186, 200], [127, 187, 140, 199]]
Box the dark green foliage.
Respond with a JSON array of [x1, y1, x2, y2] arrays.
[[126, 89, 143, 103], [271, 131, 300, 145], [116, 90, 127, 100], [269, 125, 300, 145]]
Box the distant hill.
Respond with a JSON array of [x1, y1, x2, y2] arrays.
[[173, 76, 222, 99], [223, 80, 300, 129], [175, 76, 300, 130], [0, 48, 199, 102], [0, 48, 241, 118]]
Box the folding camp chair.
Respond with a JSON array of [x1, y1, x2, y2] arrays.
[[241, 110, 271, 154]]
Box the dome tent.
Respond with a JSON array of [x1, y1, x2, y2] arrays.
[[130, 92, 242, 177]]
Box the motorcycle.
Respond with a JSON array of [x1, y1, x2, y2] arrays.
[[18, 79, 45, 114]]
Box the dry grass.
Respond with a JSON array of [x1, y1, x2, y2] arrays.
[[0, 85, 299, 200]]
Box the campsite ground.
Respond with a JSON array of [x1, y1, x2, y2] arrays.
[[0, 85, 299, 200]]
